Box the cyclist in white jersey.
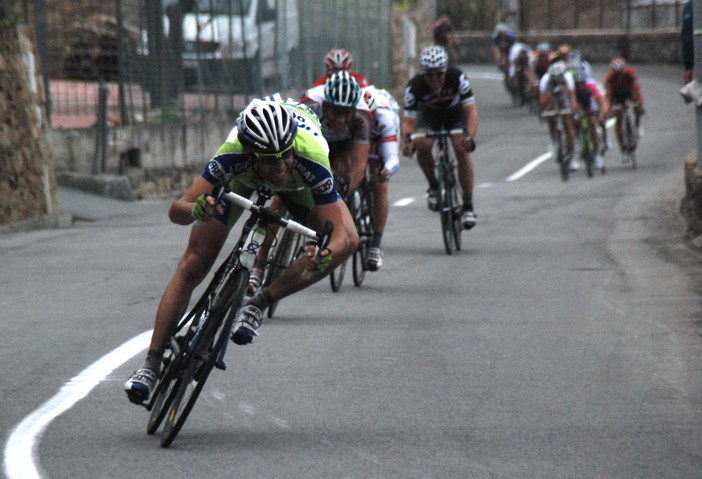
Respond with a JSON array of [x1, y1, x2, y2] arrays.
[[360, 85, 401, 270], [539, 61, 579, 170]]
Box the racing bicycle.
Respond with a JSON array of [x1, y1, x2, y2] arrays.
[[411, 129, 465, 255], [574, 113, 602, 178], [140, 185, 330, 448], [611, 101, 640, 169], [542, 109, 573, 182]]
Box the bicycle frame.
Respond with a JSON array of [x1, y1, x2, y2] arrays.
[[610, 101, 639, 168], [576, 113, 595, 178]]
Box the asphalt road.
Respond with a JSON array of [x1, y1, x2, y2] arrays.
[[2, 64, 701, 479]]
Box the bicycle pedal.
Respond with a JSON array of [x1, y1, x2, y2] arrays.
[[215, 360, 227, 371]]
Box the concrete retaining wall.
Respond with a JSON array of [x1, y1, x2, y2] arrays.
[[456, 29, 682, 65]]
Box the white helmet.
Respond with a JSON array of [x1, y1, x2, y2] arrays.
[[236, 100, 297, 155], [324, 71, 361, 108], [419, 45, 449, 71]]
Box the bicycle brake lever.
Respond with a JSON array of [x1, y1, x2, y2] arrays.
[[318, 220, 334, 252]]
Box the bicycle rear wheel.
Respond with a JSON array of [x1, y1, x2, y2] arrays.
[[352, 186, 372, 286], [160, 268, 248, 447], [264, 228, 299, 318]]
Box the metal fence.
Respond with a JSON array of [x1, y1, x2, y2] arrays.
[[25, 0, 393, 130], [513, 0, 687, 32]]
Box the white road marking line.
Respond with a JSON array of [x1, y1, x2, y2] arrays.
[[506, 152, 553, 181], [392, 197, 415, 207], [4, 330, 152, 479]]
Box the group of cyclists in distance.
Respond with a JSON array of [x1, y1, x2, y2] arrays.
[[492, 22, 645, 172], [124, 30, 644, 404]]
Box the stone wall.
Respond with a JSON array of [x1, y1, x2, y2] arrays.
[[681, 152, 702, 245], [0, 24, 59, 227]]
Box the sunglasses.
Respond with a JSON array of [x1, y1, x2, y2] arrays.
[[253, 146, 293, 164], [424, 70, 446, 78]]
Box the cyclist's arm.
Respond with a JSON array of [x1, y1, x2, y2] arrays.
[[401, 114, 417, 156], [374, 107, 400, 177], [350, 141, 370, 170], [463, 102, 479, 140], [169, 176, 217, 225], [309, 200, 355, 262], [566, 87, 579, 114]]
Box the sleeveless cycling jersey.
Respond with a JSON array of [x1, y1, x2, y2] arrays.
[[403, 67, 475, 117]]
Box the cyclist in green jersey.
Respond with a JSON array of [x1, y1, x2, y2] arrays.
[[125, 99, 358, 403]]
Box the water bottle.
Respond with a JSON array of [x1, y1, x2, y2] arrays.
[[240, 224, 266, 270]]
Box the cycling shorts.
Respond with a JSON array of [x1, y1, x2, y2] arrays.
[[610, 91, 634, 105], [415, 106, 466, 131]]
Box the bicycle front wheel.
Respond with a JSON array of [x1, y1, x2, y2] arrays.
[[352, 189, 372, 287], [438, 166, 456, 255], [160, 268, 249, 447], [330, 257, 347, 292], [332, 191, 357, 292], [147, 337, 190, 435], [624, 110, 638, 169]]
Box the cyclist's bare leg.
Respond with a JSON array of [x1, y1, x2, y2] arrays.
[[414, 137, 437, 187], [452, 134, 473, 199], [589, 114, 601, 154], [612, 108, 624, 152], [370, 168, 389, 235], [541, 98, 560, 144], [149, 220, 229, 353], [599, 119, 608, 153]]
